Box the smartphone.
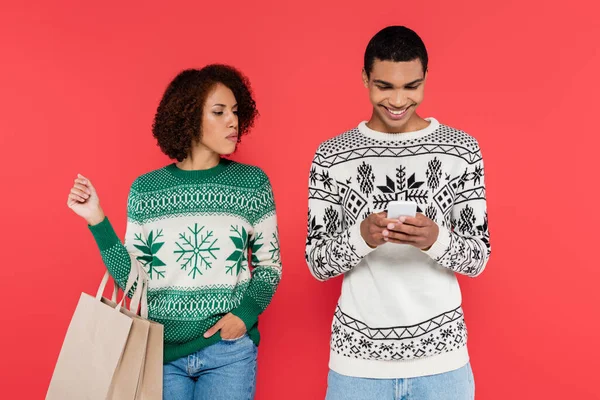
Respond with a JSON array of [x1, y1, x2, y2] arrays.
[[387, 200, 417, 219]]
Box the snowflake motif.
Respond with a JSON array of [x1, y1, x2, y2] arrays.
[[309, 166, 318, 186], [320, 170, 334, 191], [332, 248, 344, 260], [343, 332, 353, 343], [464, 266, 477, 275], [332, 324, 341, 335], [359, 338, 373, 349], [226, 225, 249, 275], [174, 223, 220, 279], [400, 342, 414, 351], [379, 344, 394, 352], [440, 328, 454, 339], [421, 337, 436, 346], [310, 166, 334, 190], [133, 229, 166, 280]]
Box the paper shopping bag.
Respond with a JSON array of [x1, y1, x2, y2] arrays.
[[106, 260, 163, 400], [137, 318, 164, 399], [46, 268, 140, 400]]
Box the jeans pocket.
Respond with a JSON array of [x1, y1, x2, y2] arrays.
[[221, 333, 248, 343]]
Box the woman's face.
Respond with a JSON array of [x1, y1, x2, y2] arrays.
[[199, 82, 239, 155]]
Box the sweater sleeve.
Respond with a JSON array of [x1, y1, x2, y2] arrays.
[[231, 174, 282, 330], [305, 146, 376, 281], [423, 145, 491, 277], [88, 181, 144, 290]]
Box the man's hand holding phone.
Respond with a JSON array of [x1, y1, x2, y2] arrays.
[[360, 201, 440, 250]]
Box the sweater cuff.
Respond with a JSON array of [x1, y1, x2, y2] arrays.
[[423, 225, 452, 260], [348, 221, 377, 258], [88, 217, 120, 251], [231, 296, 262, 331]]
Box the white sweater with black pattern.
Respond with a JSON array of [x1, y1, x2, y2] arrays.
[[305, 118, 491, 378]]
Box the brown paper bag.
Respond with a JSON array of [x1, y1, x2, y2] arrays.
[[46, 267, 141, 400], [102, 300, 150, 400], [105, 261, 163, 400], [48, 258, 164, 399], [137, 319, 163, 400]]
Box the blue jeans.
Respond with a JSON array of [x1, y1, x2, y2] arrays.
[[325, 363, 474, 400], [163, 334, 258, 400]]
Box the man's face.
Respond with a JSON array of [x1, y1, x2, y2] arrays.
[[363, 58, 427, 133]]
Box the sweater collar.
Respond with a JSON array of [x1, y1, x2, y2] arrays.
[[358, 118, 439, 141], [165, 158, 232, 180]]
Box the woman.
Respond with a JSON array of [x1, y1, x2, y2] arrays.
[[67, 65, 282, 400]]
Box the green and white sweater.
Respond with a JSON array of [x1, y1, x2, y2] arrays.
[[89, 158, 282, 363]]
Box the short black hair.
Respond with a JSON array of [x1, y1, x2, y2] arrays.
[[364, 26, 428, 77], [152, 65, 258, 162]]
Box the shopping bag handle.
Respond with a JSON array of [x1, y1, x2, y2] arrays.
[[95, 256, 141, 311], [94, 255, 149, 318], [128, 258, 149, 319]]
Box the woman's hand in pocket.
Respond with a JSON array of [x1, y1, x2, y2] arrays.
[[204, 313, 247, 340]]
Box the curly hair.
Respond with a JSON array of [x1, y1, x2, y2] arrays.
[[152, 65, 259, 161]]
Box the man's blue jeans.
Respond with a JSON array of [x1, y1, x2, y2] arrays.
[[326, 362, 475, 400]]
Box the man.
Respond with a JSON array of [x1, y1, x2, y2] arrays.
[[305, 26, 490, 399]]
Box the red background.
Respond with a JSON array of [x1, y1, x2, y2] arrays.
[[1, 1, 599, 399]]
